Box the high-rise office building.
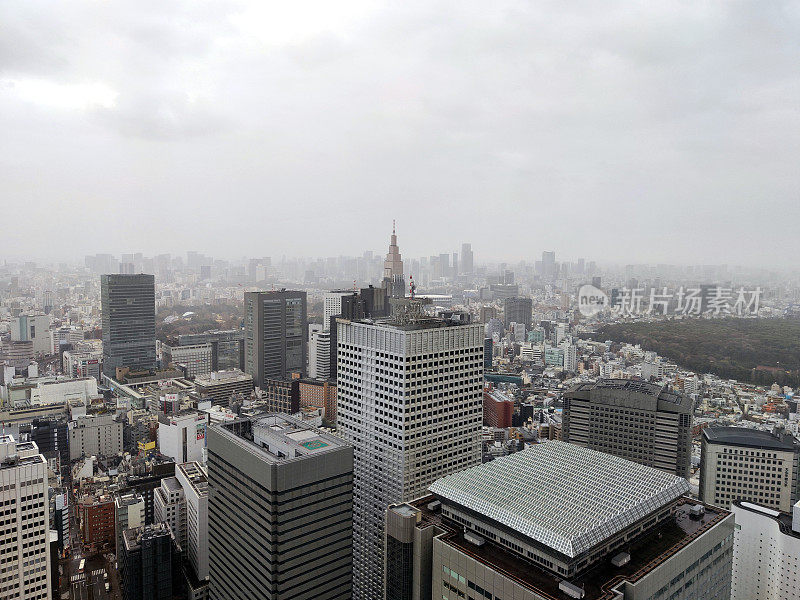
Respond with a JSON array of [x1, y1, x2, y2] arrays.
[[153, 477, 187, 552], [382, 222, 405, 298], [207, 414, 353, 600], [731, 499, 800, 600], [337, 308, 484, 600], [193, 369, 254, 406], [175, 462, 209, 583], [386, 441, 734, 600], [563, 379, 693, 478], [244, 290, 307, 388], [308, 327, 332, 379], [460, 243, 473, 274], [541, 250, 556, 279], [700, 427, 800, 512], [503, 296, 532, 329], [0, 435, 52, 600], [101, 274, 157, 379]]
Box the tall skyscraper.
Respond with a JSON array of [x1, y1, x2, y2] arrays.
[[386, 441, 735, 600], [460, 242, 473, 274], [541, 249, 556, 279], [337, 308, 484, 600], [563, 379, 693, 478], [207, 414, 353, 600], [731, 500, 800, 600], [244, 290, 307, 388], [503, 296, 532, 329], [101, 273, 156, 379], [382, 221, 405, 298], [700, 427, 800, 511], [0, 435, 52, 600]]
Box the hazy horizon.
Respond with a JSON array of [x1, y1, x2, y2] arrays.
[[1, 1, 798, 268]]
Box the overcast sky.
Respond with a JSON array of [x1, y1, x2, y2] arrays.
[[1, 1, 798, 267]]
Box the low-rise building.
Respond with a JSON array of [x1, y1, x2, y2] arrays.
[[193, 369, 254, 407], [69, 413, 123, 460]]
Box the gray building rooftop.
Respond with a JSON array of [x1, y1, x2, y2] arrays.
[[703, 426, 800, 451], [428, 440, 689, 558]]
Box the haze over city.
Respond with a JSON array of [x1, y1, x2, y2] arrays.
[[2, 1, 799, 266]]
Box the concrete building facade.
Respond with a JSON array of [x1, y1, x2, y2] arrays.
[[207, 414, 353, 600], [337, 313, 483, 600], [731, 500, 800, 600], [700, 427, 800, 512], [563, 379, 693, 478], [0, 435, 52, 600]]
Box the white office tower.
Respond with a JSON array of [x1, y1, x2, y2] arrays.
[[337, 307, 483, 600], [308, 327, 331, 380], [153, 476, 187, 551], [323, 291, 352, 330], [0, 435, 52, 600], [176, 462, 209, 581], [731, 500, 800, 600]]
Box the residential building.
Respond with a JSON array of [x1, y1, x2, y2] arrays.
[[563, 379, 693, 478], [700, 427, 800, 512], [244, 290, 307, 388], [503, 297, 532, 329], [337, 309, 483, 600], [119, 523, 177, 600], [386, 441, 735, 600], [261, 377, 300, 414], [193, 369, 254, 407], [68, 413, 123, 460], [207, 414, 353, 600], [101, 273, 157, 379], [298, 379, 338, 423], [482, 387, 513, 428], [731, 499, 800, 600], [115, 492, 145, 560], [79, 494, 116, 548], [0, 435, 52, 600], [157, 412, 206, 464]]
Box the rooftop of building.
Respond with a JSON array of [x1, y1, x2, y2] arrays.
[[123, 522, 173, 551], [215, 413, 347, 464], [194, 369, 252, 386], [176, 462, 208, 496], [702, 426, 800, 451], [732, 500, 800, 539], [428, 440, 689, 558], [566, 378, 690, 410], [419, 496, 730, 600]]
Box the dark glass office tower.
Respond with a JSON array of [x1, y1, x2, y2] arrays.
[[101, 274, 156, 378], [244, 290, 306, 388]]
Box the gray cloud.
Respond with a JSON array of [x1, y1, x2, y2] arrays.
[[0, 0, 798, 268]]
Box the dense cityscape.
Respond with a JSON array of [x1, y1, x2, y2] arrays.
[[3, 2, 799, 600], [2, 231, 800, 600]]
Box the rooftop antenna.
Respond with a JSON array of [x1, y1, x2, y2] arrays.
[[409, 274, 416, 300], [353, 279, 357, 291], [393, 219, 396, 235]]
